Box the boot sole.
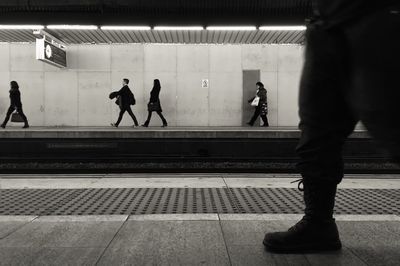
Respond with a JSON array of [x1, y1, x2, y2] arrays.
[[263, 239, 342, 254]]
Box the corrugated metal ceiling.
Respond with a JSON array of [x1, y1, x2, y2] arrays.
[[0, 29, 305, 44]]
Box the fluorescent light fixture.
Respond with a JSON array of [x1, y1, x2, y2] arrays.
[[259, 26, 306, 31], [0, 25, 44, 30], [46, 25, 98, 30], [206, 26, 256, 31], [101, 26, 151, 30], [154, 26, 204, 31]]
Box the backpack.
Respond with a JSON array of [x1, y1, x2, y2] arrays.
[[128, 90, 136, 105]]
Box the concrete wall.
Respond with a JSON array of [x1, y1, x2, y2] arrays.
[[0, 43, 304, 127]]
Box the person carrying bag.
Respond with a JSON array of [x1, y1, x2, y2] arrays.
[[247, 81, 269, 127], [1, 81, 29, 129], [142, 79, 168, 127]]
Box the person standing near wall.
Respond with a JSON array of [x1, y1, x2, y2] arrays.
[[1, 81, 29, 129], [110, 78, 139, 128], [247, 81, 269, 127], [142, 79, 168, 127], [263, 0, 400, 253]]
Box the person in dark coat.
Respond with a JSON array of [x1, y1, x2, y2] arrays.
[[1, 81, 29, 128], [247, 81, 269, 127], [142, 79, 168, 127], [263, 0, 400, 254], [110, 78, 138, 127]]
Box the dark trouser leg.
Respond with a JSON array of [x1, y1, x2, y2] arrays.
[[2, 106, 15, 126], [115, 109, 125, 126], [261, 115, 269, 126], [125, 106, 139, 126], [156, 111, 167, 125], [296, 24, 357, 220], [297, 26, 357, 186], [346, 4, 400, 163], [16, 106, 29, 126], [144, 111, 152, 126], [248, 107, 260, 125]]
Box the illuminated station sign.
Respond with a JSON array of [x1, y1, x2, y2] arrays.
[[35, 32, 67, 68]]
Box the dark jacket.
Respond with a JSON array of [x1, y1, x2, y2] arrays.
[[9, 88, 22, 107], [149, 86, 161, 103], [257, 87, 267, 104], [148, 86, 162, 112], [249, 88, 267, 106], [113, 85, 135, 109]]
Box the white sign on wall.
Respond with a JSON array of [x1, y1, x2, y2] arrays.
[[201, 79, 209, 88], [36, 36, 67, 68]]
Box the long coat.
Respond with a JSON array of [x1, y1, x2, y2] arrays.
[[148, 86, 162, 112], [9, 88, 22, 107]]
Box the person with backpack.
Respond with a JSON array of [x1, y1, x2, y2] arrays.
[[1, 81, 29, 129], [142, 79, 168, 127], [110, 78, 138, 128]]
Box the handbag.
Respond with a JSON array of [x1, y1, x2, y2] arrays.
[[251, 96, 260, 107], [11, 112, 24, 123], [148, 101, 160, 112]]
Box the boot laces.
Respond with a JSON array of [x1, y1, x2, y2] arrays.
[[291, 178, 304, 192]]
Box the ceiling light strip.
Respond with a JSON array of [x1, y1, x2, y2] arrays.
[[259, 26, 306, 31], [154, 26, 204, 31], [46, 25, 98, 30], [0, 25, 44, 30], [101, 26, 151, 31], [206, 26, 256, 31]]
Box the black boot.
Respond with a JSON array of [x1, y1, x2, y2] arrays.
[[0, 124, 5, 129], [263, 179, 341, 253]]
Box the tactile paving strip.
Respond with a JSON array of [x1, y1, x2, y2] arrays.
[[0, 188, 398, 215]]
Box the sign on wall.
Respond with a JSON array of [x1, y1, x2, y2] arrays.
[[201, 79, 209, 89], [36, 37, 67, 68]]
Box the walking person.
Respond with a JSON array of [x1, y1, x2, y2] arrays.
[[110, 78, 138, 128], [263, 1, 400, 253], [247, 82, 269, 127], [142, 79, 168, 127], [1, 81, 29, 129]]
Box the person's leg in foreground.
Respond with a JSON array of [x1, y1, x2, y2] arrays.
[[263, 22, 357, 253], [263, 4, 400, 253]]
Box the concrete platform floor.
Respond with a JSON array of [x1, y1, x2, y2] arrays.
[[1, 174, 399, 266], [1, 214, 399, 266]]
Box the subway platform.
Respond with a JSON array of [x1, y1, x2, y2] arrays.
[[0, 173, 399, 265]]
